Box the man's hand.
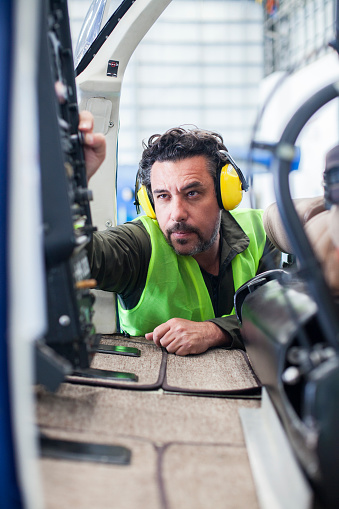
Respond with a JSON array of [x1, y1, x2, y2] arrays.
[[78, 110, 106, 182], [145, 318, 231, 356]]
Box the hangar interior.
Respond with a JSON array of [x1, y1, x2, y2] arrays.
[[1, 1, 339, 509]]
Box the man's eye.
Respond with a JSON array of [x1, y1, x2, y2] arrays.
[[187, 190, 198, 197]]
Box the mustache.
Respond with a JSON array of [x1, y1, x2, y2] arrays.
[[167, 222, 199, 235]]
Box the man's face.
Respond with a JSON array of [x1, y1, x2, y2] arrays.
[[150, 155, 221, 256]]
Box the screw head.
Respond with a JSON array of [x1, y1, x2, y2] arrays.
[[59, 315, 71, 327]]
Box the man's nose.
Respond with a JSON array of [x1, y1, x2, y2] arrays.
[[171, 196, 188, 222]]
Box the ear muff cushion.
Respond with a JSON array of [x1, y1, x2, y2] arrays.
[[219, 163, 243, 210], [137, 185, 156, 219]]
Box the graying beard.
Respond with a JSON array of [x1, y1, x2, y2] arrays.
[[166, 215, 221, 256]]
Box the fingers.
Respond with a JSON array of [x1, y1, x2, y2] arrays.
[[165, 339, 189, 356], [78, 110, 94, 132], [84, 131, 106, 152], [79, 109, 106, 181], [145, 319, 205, 356], [148, 322, 171, 347], [79, 111, 106, 165], [170, 345, 189, 356], [145, 322, 183, 352]]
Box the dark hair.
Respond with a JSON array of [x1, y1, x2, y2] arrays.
[[138, 126, 228, 192]]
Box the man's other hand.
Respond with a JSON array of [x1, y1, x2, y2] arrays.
[[145, 318, 231, 356]]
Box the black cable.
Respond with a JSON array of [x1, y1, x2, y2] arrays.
[[274, 81, 339, 350]]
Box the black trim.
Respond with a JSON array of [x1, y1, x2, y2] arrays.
[[75, 0, 135, 76]]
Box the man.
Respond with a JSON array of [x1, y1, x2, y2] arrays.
[[82, 117, 281, 356]]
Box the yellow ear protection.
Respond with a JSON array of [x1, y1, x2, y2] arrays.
[[135, 181, 156, 219], [216, 150, 249, 211], [134, 175, 157, 219], [134, 150, 248, 217]]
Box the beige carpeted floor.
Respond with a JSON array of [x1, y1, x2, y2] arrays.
[[36, 335, 261, 509]]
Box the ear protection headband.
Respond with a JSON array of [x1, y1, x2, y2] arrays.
[[134, 150, 248, 218]]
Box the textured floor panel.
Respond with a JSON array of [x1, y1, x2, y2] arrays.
[[161, 443, 259, 509], [37, 336, 262, 508], [67, 336, 165, 389], [164, 348, 259, 393], [36, 385, 259, 444], [67, 336, 260, 397], [39, 430, 160, 509], [39, 430, 259, 509]]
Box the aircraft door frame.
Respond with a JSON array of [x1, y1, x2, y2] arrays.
[[76, 0, 172, 333]]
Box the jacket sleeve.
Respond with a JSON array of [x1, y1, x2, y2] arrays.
[[209, 315, 246, 350], [86, 220, 151, 297]]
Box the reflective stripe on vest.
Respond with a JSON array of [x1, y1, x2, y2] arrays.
[[118, 210, 266, 336]]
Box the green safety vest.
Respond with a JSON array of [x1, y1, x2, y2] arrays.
[[118, 210, 266, 336]]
